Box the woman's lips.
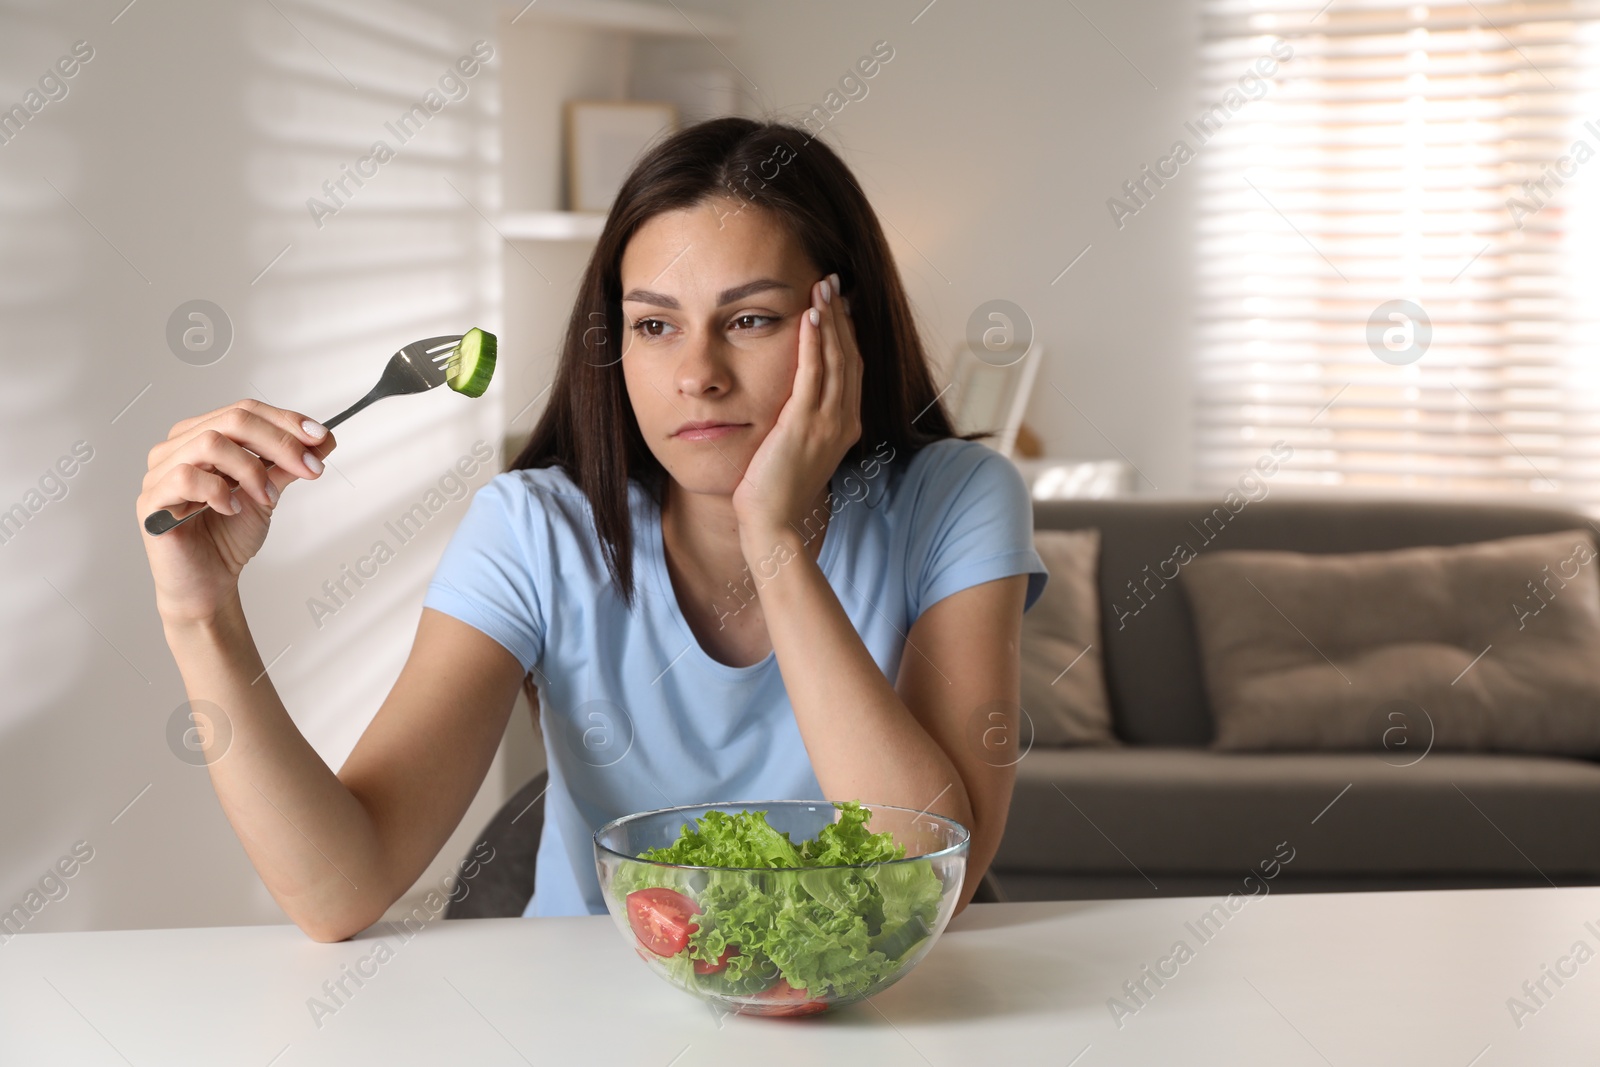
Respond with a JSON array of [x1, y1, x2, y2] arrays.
[[673, 424, 748, 441]]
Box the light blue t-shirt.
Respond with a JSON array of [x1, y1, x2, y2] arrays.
[[421, 437, 1049, 917]]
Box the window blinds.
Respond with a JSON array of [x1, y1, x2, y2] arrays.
[[1195, 0, 1600, 502]]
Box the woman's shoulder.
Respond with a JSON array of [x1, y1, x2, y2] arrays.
[[447, 463, 563, 535], [901, 435, 998, 475], [894, 436, 1020, 504], [475, 464, 650, 546], [486, 463, 588, 502]]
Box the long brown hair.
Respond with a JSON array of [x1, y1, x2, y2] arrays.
[[508, 116, 986, 611]]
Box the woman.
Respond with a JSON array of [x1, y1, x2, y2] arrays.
[[138, 117, 1048, 940]]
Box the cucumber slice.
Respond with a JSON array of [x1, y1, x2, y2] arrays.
[[447, 327, 496, 397]]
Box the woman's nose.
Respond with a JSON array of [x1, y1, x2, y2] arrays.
[[675, 330, 732, 396]]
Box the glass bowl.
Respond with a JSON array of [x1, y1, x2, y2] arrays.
[[593, 800, 969, 1017]]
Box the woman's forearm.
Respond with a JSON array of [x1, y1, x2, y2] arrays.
[[743, 527, 977, 838], [162, 592, 390, 940]]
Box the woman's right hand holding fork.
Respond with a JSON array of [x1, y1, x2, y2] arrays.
[[137, 398, 336, 625]]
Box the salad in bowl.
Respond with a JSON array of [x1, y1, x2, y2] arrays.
[[594, 800, 969, 1017]]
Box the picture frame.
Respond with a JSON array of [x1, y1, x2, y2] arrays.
[[564, 100, 679, 213], [950, 341, 1043, 458]]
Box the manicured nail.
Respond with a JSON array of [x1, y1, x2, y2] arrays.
[[266, 481, 280, 505], [303, 451, 324, 475], [829, 272, 840, 292], [809, 307, 820, 326], [230, 495, 243, 514], [302, 419, 327, 439], [820, 278, 831, 303]]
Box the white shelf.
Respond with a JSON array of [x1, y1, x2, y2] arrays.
[[500, 211, 607, 241], [507, 0, 736, 40], [1013, 458, 1134, 500]]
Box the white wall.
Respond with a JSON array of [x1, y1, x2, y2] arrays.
[[727, 0, 1201, 492], [0, 0, 529, 934], [0, 0, 1197, 935]]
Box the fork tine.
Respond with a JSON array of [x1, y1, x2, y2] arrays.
[[401, 334, 463, 359]]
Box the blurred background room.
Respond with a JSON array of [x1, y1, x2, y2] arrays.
[[4, 0, 1597, 935]]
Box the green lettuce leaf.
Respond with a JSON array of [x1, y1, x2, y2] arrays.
[[639, 808, 806, 869], [610, 801, 950, 1000], [872, 858, 944, 928]]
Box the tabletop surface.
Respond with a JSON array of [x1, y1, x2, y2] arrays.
[[1, 886, 1596, 1065]]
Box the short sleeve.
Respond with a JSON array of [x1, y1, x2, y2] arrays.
[[908, 440, 1049, 618], [421, 473, 546, 673]]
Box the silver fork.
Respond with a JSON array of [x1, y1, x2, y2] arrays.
[[143, 334, 465, 536]]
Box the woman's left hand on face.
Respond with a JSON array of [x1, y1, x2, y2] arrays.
[[732, 272, 862, 545]]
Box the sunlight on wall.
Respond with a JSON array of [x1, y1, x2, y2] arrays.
[[240, 0, 503, 767], [0, 5, 120, 922], [0, 0, 519, 935], [0, 100, 94, 727]]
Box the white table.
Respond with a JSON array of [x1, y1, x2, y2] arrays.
[[1, 887, 1594, 1065]]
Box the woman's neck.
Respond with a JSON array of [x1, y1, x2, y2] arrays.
[[659, 478, 832, 592]]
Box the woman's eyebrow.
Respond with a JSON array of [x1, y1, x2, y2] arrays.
[[621, 278, 793, 309]]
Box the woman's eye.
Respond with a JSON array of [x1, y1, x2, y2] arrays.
[[629, 314, 776, 338], [630, 318, 672, 338]]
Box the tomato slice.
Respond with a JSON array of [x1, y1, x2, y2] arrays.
[[693, 945, 739, 975], [740, 978, 829, 1017], [625, 887, 701, 957]]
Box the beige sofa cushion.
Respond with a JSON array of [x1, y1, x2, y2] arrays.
[[997, 747, 1600, 875], [1020, 529, 1117, 747], [1181, 529, 1600, 754]]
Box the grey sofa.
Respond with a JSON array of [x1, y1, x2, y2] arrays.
[[993, 495, 1600, 901]]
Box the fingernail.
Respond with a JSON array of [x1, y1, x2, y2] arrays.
[[303, 451, 324, 475], [829, 272, 840, 292], [302, 419, 327, 439], [809, 307, 820, 326], [842, 295, 851, 316], [266, 481, 280, 505], [820, 278, 831, 303], [230, 495, 243, 514]]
